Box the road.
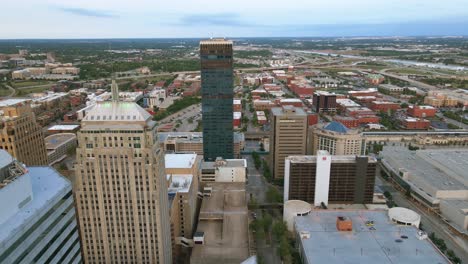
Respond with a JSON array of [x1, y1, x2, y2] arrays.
[[436, 113, 468, 130], [376, 176, 468, 263], [157, 103, 201, 132]]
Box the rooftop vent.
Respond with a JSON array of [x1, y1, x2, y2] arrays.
[[336, 216, 353, 231], [299, 231, 310, 239]]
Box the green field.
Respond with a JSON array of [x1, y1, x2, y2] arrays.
[[14, 87, 50, 96], [11, 80, 51, 88]]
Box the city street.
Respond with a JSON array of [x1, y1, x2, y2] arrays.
[[158, 103, 201, 132]]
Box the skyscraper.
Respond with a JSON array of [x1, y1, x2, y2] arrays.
[[0, 99, 48, 166], [74, 81, 172, 263], [270, 106, 308, 179], [200, 38, 234, 161], [0, 150, 81, 263]]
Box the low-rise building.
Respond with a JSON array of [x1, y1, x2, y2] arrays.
[[45, 133, 77, 165], [370, 101, 400, 112], [200, 158, 247, 182], [379, 84, 405, 93], [256, 111, 267, 125], [233, 99, 242, 111], [402, 118, 430, 130], [253, 99, 276, 110], [407, 105, 437, 118], [233, 112, 242, 128], [294, 209, 450, 264], [380, 147, 468, 232], [366, 74, 385, 85]]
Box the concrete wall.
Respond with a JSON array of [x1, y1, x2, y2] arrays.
[[439, 200, 468, 230]]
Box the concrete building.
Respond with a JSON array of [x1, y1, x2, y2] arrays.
[[200, 158, 247, 182], [294, 210, 450, 264], [45, 133, 77, 165], [190, 183, 249, 264], [283, 200, 312, 231], [380, 147, 468, 232], [158, 132, 245, 158], [312, 91, 337, 112], [200, 39, 234, 161], [74, 81, 172, 263], [370, 101, 400, 112], [309, 122, 365, 156], [270, 106, 308, 179], [284, 152, 377, 206], [0, 99, 48, 166], [0, 150, 82, 263], [402, 118, 431, 130]]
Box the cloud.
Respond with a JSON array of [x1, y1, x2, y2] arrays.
[[58, 7, 118, 18], [177, 13, 251, 27]]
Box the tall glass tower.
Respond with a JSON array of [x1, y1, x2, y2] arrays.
[[200, 39, 234, 161]]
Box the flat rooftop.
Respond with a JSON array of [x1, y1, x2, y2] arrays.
[[271, 106, 307, 116], [201, 159, 247, 169], [191, 183, 248, 264], [164, 153, 197, 169], [0, 167, 71, 245], [380, 147, 468, 195], [0, 99, 29, 107], [47, 124, 80, 131], [287, 155, 376, 164], [295, 210, 449, 264], [168, 175, 192, 194], [158, 132, 244, 143], [45, 133, 76, 150]]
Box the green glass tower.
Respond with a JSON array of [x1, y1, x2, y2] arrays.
[[200, 39, 234, 161]]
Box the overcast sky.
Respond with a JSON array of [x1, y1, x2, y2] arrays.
[[2, 0, 468, 38]]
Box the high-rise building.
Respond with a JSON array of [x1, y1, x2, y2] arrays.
[[270, 106, 308, 179], [0, 99, 48, 166], [200, 39, 234, 161], [312, 91, 337, 112], [74, 81, 172, 263], [0, 150, 81, 263], [309, 121, 365, 156], [284, 151, 377, 205]]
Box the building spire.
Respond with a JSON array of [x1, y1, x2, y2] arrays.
[[111, 79, 119, 102]]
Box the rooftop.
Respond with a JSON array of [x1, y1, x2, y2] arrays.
[[45, 133, 77, 150], [0, 167, 71, 245], [158, 132, 244, 144], [324, 121, 348, 133], [0, 99, 29, 108], [165, 153, 198, 169], [191, 183, 249, 264], [295, 210, 449, 264], [201, 159, 247, 169], [168, 175, 192, 194], [380, 147, 468, 197], [287, 154, 376, 164], [82, 101, 152, 123], [200, 38, 233, 45], [271, 106, 307, 116], [47, 124, 80, 131]]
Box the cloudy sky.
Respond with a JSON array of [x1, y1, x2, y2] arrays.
[[2, 0, 468, 38]]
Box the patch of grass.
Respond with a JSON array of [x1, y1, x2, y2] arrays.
[[11, 80, 51, 88], [14, 87, 50, 97]]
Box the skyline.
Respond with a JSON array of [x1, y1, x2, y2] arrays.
[[1, 0, 468, 39]]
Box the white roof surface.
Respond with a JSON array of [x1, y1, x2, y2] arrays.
[[165, 153, 197, 169], [48, 124, 80, 131], [0, 99, 29, 107], [295, 210, 449, 264], [388, 207, 421, 224], [0, 167, 70, 244], [168, 175, 193, 193], [82, 101, 151, 122], [233, 112, 242, 119]]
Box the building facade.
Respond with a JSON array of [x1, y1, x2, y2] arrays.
[[200, 39, 234, 161], [0, 150, 81, 263], [74, 82, 172, 263], [200, 158, 247, 182], [312, 91, 337, 112], [0, 99, 48, 166], [309, 122, 365, 156], [270, 106, 308, 179], [284, 151, 377, 205]]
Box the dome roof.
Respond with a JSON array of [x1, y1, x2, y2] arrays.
[[324, 121, 348, 133]]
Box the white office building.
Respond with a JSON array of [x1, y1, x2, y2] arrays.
[[0, 150, 81, 263]]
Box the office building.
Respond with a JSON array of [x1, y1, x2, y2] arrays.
[[0, 99, 48, 166], [270, 106, 308, 179], [0, 150, 81, 263], [74, 81, 172, 263], [45, 133, 77, 165], [200, 157, 247, 182], [294, 210, 450, 264], [284, 151, 377, 205], [200, 39, 234, 161], [309, 121, 365, 156], [312, 91, 337, 112]]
